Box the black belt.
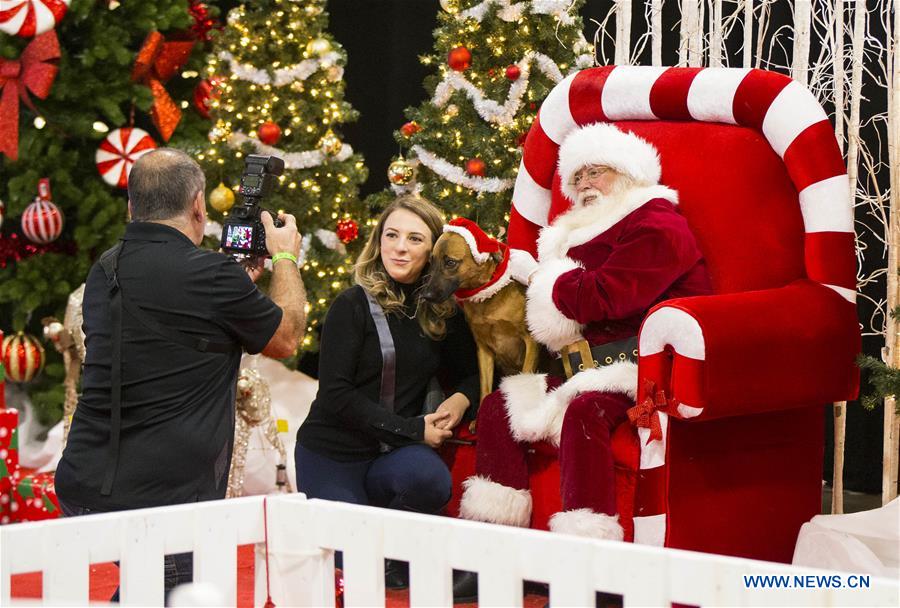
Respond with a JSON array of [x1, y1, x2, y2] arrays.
[[566, 336, 638, 374]]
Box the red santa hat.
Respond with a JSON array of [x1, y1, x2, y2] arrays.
[[443, 217, 502, 264], [557, 123, 661, 202]]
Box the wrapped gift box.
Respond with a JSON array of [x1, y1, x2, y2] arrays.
[[0, 408, 19, 525], [11, 471, 61, 523]]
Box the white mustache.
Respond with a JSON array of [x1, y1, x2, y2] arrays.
[[576, 188, 603, 206]]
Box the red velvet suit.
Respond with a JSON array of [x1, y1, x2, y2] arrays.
[[459, 185, 711, 534]]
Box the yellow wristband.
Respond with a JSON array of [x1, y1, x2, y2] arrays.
[[271, 252, 298, 265]]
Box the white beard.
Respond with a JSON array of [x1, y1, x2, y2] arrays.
[[576, 188, 603, 207]]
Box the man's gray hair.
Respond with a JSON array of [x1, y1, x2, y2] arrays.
[[128, 149, 206, 221]]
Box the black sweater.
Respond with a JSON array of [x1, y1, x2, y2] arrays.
[[297, 283, 480, 461]]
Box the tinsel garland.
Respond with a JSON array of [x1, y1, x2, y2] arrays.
[[226, 367, 292, 498], [0, 233, 76, 269], [411, 145, 514, 192], [225, 131, 354, 169], [217, 50, 342, 87], [459, 0, 576, 25], [433, 51, 567, 125]]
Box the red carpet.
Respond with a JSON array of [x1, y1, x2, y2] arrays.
[[10, 544, 551, 606]]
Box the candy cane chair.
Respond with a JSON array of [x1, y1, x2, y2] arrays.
[[447, 66, 860, 564]]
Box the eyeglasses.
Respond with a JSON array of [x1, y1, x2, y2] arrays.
[[570, 165, 611, 188]]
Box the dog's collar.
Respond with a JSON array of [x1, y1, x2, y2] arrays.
[[454, 244, 513, 303]]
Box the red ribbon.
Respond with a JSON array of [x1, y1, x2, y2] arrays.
[[627, 380, 677, 444], [131, 31, 194, 141], [0, 30, 60, 161]]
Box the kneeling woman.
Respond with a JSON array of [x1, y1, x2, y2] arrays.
[[296, 194, 478, 520]]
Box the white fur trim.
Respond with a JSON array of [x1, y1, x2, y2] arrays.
[[526, 258, 584, 352], [600, 65, 668, 121], [686, 67, 751, 124], [458, 264, 514, 303], [677, 403, 704, 419], [558, 124, 662, 202], [459, 475, 532, 527], [546, 361, 638, 445], [512, 158, 552, 228], [500, 373, 560, 443], [639, 306, 706, 359], [443, 224, 491, 263], [538, 72, 578, 145], [537, 185, 678, 262], [762, 80, 828, 158], [798, 174, 854, 233], [633, 513, 666, 546], [823, 284, 856, 303], [639, 411, 668, 469], [549, 509, 624, 541]]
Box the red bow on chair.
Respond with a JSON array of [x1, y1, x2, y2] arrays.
[[131, 31, 194, 142], [0, 31, 60, 161], [627, 380, 677, 444]]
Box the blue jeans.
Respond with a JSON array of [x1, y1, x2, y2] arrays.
[[295, 443, 452, 513], [58, 499, 192, 601]]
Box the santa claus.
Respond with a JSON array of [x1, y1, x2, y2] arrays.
[[457, 123, 713, 543]]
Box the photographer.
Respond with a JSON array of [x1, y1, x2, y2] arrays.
[[54, 148, 305, 594]]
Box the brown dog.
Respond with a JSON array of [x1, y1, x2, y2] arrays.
[[421, 230, 539, 404]]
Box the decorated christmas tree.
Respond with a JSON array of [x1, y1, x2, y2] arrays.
[[0, 0, 222, 423], [376, 0, 593, 234], [200, 0, 368, 352]]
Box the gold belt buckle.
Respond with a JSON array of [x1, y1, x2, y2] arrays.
[[560, 338, 597, 379]]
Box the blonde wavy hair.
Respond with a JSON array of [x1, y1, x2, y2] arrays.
[[354, 195, 457, 340]]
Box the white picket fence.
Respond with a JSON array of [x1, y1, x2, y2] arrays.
[[2, 493, 898, 607]]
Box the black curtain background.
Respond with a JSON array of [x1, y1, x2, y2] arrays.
[[321, 0, 885, 493]]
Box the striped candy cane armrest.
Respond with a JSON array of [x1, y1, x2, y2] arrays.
[[637, 279, 860, 424]]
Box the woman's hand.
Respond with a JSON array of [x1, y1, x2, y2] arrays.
[[434, 393, 470, 431], [423, 411, 453, 448]]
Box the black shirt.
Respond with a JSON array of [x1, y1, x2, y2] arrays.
[[297, 283, 479, 461], [55, 222, 283, 511]]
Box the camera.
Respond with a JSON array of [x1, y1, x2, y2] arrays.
[[220, 154, 285, 260]]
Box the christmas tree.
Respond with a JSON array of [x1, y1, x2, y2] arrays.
[[0, 0, 223, 423], [376, 0, 593, 234], [200, 0, 368, 352]]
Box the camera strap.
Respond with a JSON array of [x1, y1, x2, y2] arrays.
[[97, 241, 231, 496]]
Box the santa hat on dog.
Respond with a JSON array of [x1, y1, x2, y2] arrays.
[[557, 123, 662, 203], [443, 218, 504, 263]]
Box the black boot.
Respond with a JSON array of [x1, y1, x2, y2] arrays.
[[452, 569, 478, 603], [384, 559, 409, 590]]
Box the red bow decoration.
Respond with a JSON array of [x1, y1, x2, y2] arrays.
[[0, 30, 60, 161], [627, 380, 677, 444], [131, 31, 194, 142]]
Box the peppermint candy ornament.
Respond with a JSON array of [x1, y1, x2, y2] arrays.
[[21, 178, 63, 244], [0, 0, 71, 38], [95, 128, 157, 189]]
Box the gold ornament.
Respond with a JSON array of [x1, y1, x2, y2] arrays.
[[387, 158, 415, 185], [446, 104, 459, 118], [306, 37, 332, 56], [209, 182, 236, 212], [440, 0, 460, 13], [319, 131, 343, 156], [325, 65, 343, 82]]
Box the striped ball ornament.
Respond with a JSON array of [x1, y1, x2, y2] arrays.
[[0, 0, 71, 38], [21, 198, 63, 244], [1, 332, 45, 383], [95, 127, 157, 189]]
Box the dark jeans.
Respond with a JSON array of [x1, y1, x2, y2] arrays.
[[58, 498, 192, 602], [295, 443, 452, 513]]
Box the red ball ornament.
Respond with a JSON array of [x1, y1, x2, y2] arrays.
[[336, 218, 359, 244], [465, 158, 486, 177], [447, 46, 472, 72], [258, 121, 282, 146], [505, 64, 521, 81], [1, 332, 45, 383], [400, 121, 421, 138], [21, 179, 63, 244], [193, 77, 223, 119]]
